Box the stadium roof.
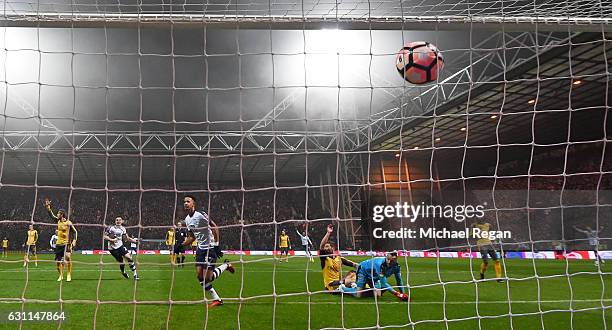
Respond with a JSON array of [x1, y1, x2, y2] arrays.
[[1, 32, 610, 184], [370, 32, 611, 156]]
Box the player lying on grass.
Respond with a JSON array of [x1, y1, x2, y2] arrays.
[[182, 195, 235, 308], [471, 220, 502, 282], [103, 216, 139, 280], [319, 224, 359, 292], [44, 198, 78, 282], [354, 252, 409, 301]]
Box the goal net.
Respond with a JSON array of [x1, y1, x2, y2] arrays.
[[0, 0, 610, 328]]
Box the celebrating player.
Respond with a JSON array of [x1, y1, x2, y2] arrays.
[[174, 221, 188, 267], [182, 195, 234, 308], [23, 225, 38, 267], [319, 224, 359, 293], [471, 220, 502, 282], [278, 230, 291, 262], [574, 225, 605, 266], [103, 216, 139, 280], [44, 199, 78, 282], [296, 228, 314, 262], [354, 252, 408, 300], [165, 226, 176, 264]]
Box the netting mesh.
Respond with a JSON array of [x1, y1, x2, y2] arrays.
[[0, 0, 610, 328]]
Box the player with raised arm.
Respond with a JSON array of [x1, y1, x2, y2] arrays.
[[574, 225, 605, 266], [44, 198, 78, 282], [165, 226, 176, 265], [103, 216, 139, 280], [174, 221, 188, 267], [296, 228, 314, 262], [23, 225, 38, 267], [278, 230, 291, 262], [471, 219, 502, 282], [319, 224, 359, 293], [182, 195, 234, 309]]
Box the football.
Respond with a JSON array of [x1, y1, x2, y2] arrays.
[[396, 41, 444, 84]]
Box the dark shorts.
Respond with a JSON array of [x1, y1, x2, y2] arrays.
[[174, 244, 185, 255], [280, 247, 289, 254], [109, 246, 129, 262], [54, 245, 72, 261], [480, 245, 498, 261], [195, 248, 217, 269], [26, 244, 37, 255]]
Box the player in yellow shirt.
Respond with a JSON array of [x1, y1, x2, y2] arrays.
[[471, 220, 502, 282], [278, 230, 291, 262], [165, 227, 176, 264], [319, 224, 358, 292], [44, 198, 78, 282], [23, 225, 39, 267], [191, 238, 198, 259], [1, 238, 8, 257]]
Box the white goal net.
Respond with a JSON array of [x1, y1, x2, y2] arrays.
[[0, 0, 610, 328]]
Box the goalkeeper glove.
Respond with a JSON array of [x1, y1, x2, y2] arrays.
[[393, 291, 409, 301]]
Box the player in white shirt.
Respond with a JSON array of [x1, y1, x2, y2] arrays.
[[50, 231, 58, 249], [182, 195, 234, 309], [574, 225, 605, 266], [296, 229, 314, 262], [129, 239, 138, 256], [103, 216, 139, 279]]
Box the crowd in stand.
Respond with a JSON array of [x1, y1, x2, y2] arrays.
[[0, 144, 609, 252], [0, 187, 343, 251]]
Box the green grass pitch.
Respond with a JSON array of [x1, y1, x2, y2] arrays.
[[0, 253, 609, 329]]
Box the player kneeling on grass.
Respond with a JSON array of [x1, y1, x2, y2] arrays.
[[103, 216, 139, 280], [354, 252, 409, 301], [182, 195, 235, 309], [319, 224, 359, 293]]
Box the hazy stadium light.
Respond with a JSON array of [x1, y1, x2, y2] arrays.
[[460, 127, 466, 131], [413, 146, 420, 150], [435, 137, 441, 142], [573, 80, 582, 85], [528, 99, 536, 104], [490, 114, 498, 119], [395, 153, 400, 158]]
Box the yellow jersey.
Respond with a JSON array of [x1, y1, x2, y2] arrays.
[[57, 220, 76, 246], [26, 230, 38, 245], [473, 223, 492, 246], [191, 239, 197, 247], [46, 203, 77, 246], [279, 235, 290, 248], [1, 240, 7, 248], [321, 255, 341, 290], [166, 230, 176, 245]]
